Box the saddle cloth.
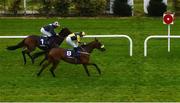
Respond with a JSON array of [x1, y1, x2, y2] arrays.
[[39, 37, 49, 47], [65, 49, 76, 58]]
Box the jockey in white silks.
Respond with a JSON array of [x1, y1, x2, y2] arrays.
[[66, 32, 86, 56]]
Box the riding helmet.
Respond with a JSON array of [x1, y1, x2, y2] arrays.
[[81, 31, 86, 36], [53, 21, 60, 27]]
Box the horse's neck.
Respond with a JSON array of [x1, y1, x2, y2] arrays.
[[83, 42, 95, 53], [50, 36, 64, 45]]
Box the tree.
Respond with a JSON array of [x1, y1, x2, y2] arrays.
[[9, 0, 22, 15], [73, 0, 107, 16], [147, 0, 167, 16], [113, 0, 132, 16], [39, 0, 54, 16], [54, 0, 71, 16]]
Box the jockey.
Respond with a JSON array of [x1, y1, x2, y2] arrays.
[[40, 21, 60, 37], [66, 32, 86, 56], [40, 21, 60, 46]]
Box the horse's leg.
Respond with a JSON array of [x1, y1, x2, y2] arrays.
[[37, 61, 51, 76], [32, 51, 46, 60], [39, 53, 48, 66], [82, 64, 90, 76], [87, 63, 101, 75], [39, 56, 47, 66], [22, 50, 27, 65], [49, 61, 59, 77], [27, 52, 34, 64], [27, 46, 36, 64], [22, 49, 34, 64]]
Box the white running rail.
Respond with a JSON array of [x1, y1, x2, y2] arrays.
[[0, 36, 27, 38], [0, 35, 133, 56], [144, 35, 180, 56]]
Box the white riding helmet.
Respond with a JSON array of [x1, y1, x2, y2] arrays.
[[53, 21, 60, 27], [81, 31, 86, 36]]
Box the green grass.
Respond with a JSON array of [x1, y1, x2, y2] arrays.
[[0, 17, 180, 102]]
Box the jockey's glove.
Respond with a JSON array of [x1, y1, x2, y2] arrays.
[[79, 42, 86, 45], [82, 42, 87, 45]]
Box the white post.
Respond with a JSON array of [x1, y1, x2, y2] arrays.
[[168, 24, 171, 52], [85, 35, 133, 56], [144, 0, 150, 14], [109, 0, 115, 14], [144, 35, 180, 57], [163, 0, 168, 5], [24, 0, 26, 15], [128, 0, 134, 16]]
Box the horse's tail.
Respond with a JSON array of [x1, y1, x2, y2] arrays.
[[6, 40, 24, 50]]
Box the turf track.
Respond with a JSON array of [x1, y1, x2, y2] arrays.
[[0, 17, 180, 101]]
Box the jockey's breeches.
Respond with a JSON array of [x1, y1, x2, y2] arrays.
[[66, 36, 78, 48], [40, 27, 52, 37]]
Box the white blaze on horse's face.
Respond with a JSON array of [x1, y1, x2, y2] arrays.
[[101, 45, 104, 49]]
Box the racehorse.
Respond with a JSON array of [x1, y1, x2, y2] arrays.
[[6, 28, 71, 64], [37, 38, 105, 77]]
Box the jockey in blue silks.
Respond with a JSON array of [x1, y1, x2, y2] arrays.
[[40, 21, 60, 46]]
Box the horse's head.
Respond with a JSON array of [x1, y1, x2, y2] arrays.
[[92, 38, 106, 52], [58, 27, 72, 38]]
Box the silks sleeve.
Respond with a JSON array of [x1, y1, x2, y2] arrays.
[[77, 35, 81, 43]]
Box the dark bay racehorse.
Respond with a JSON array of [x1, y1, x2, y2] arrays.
[[6, 28, 71, 64], [37, 38, 105, 77]]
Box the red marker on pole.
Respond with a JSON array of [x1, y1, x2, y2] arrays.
[[163, 11, 175, 52], [163, 12, 174, 25]]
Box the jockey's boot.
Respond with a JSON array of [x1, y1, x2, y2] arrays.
[[74, 47, 78, 57], [44, 37, 49, 45], [74, 47, 80, 62]]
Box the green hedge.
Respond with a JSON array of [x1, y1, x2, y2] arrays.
[[73, 0, 107, 16], [8, 0, 22, 15], [113, 0, 132, 16], [147, 0, 167, 16], [54, 0, 71, 16], [38, 0, 106, 16], [38, 0, 53, 16]]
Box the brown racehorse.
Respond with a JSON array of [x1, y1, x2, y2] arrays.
[[37, 38, 105, 77], [6, 28, 71, 64]]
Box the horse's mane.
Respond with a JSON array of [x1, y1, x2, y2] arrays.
[[80, 40, 98, 53], [59, 27, 72, 38], [80, 41, 94, 48]]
